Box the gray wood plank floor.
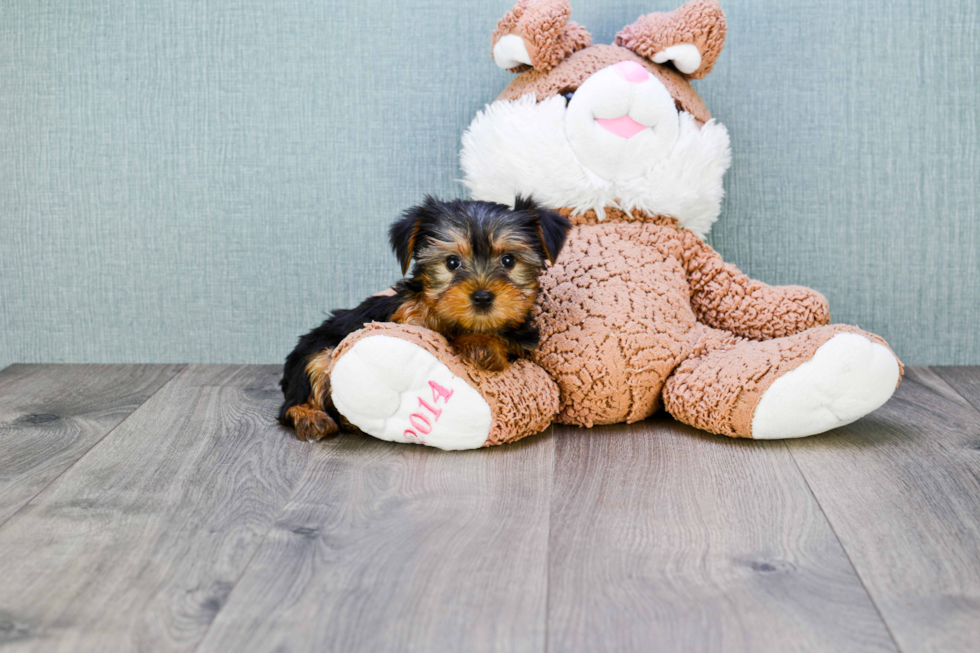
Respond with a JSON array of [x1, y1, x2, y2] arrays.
[[0, 365, 978, 653], [547, 421, 896, 653], [198, 430, 553, 653], [0, 364, 183, 526], [786, 368, 980, 652]]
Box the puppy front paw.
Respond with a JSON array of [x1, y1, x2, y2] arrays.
[[285, 404, 339, 441], [453, 334, 509, 372]]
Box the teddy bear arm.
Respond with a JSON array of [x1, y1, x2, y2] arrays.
[[680, 231, 831, 340]]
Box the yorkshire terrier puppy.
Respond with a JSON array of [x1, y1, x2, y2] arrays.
[[278, 195, 571, 441]]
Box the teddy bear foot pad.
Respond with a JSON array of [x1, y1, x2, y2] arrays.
[[330, 335, 493, 450], [751, 333, 900, 439]]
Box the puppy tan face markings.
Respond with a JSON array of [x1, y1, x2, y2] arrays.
[[279, 196, 572, 436], [489, 232, 544, 292], [415, 238, 464, 297], [415, 223, 544, 333], [386, 195, 571, 368], [422, 225, 543, 324]]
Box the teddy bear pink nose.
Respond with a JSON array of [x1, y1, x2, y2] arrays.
[[613, 60, 650, 83]]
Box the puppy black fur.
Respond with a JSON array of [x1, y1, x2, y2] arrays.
[[278, 196, 570, 441]]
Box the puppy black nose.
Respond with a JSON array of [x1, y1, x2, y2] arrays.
[[471, 290, 495, 309]]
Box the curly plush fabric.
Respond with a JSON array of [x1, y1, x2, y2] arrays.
[[678, 229, 832, 339], [325, 0, 902, 447], [330, 322, 559, 446], [492, 0, 591, 73], [616, 0, 727, 79], [496, 44, 712, 123], [328, 208, 900, 443], [333, 208, 897, 439], [530, 208, 836, 427], [663, 324, 901, 437], [533, 214, 692, 426]]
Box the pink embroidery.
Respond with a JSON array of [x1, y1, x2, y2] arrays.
[[418, 397, 442, 421], [403, 380, 454, 443], [429, 380, 454, 403], [409, 413, 432, 434]]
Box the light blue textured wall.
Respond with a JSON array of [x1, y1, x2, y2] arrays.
[[1, 0, 978, 367]]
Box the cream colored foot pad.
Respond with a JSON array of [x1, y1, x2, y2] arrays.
[[752, 334, 900, 439], [330, 335, 492, 450]]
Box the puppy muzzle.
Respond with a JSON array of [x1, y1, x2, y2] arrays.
[[470, 289, 495, 312]]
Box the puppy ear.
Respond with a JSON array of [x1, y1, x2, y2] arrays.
[[515, 195, 571, 264], [389, 196, 440, 275]]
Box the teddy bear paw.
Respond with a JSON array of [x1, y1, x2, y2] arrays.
[[329, 335, 492, 450], [751, 333, 900, 439]]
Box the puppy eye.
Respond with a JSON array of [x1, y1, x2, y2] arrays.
[[446, 255, 462, 271], [501, 254, 516, 269], [561, 91, 575, 105]]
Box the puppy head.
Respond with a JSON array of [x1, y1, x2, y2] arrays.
[[389, 196, 571, 332]]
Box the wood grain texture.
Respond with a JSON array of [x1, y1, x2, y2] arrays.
[[0, 364, 183, 525], [933, 366, 980, 413], [2, 365, 979, 652], [197, 429, 554, 653], [547, 418, 897, 653], [0, 365, 312, 652], [788, 367, 980, 652]]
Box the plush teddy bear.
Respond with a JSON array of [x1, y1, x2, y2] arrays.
[[322, 0, 902, 450]]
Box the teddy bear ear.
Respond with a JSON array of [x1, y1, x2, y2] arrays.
[[491, 0, 592, 73], [615, 0, 726, 79]]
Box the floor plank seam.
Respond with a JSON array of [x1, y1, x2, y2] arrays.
[[191, 436, 317, 653], [932, 367, 980, 415], [783, 441, 905, 653], [4, 366, 976, 651], [0, 364, 187, 534]]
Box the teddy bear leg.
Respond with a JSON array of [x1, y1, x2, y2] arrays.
[[663, 324, 902, 439], [325, 323, 559, 450]]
